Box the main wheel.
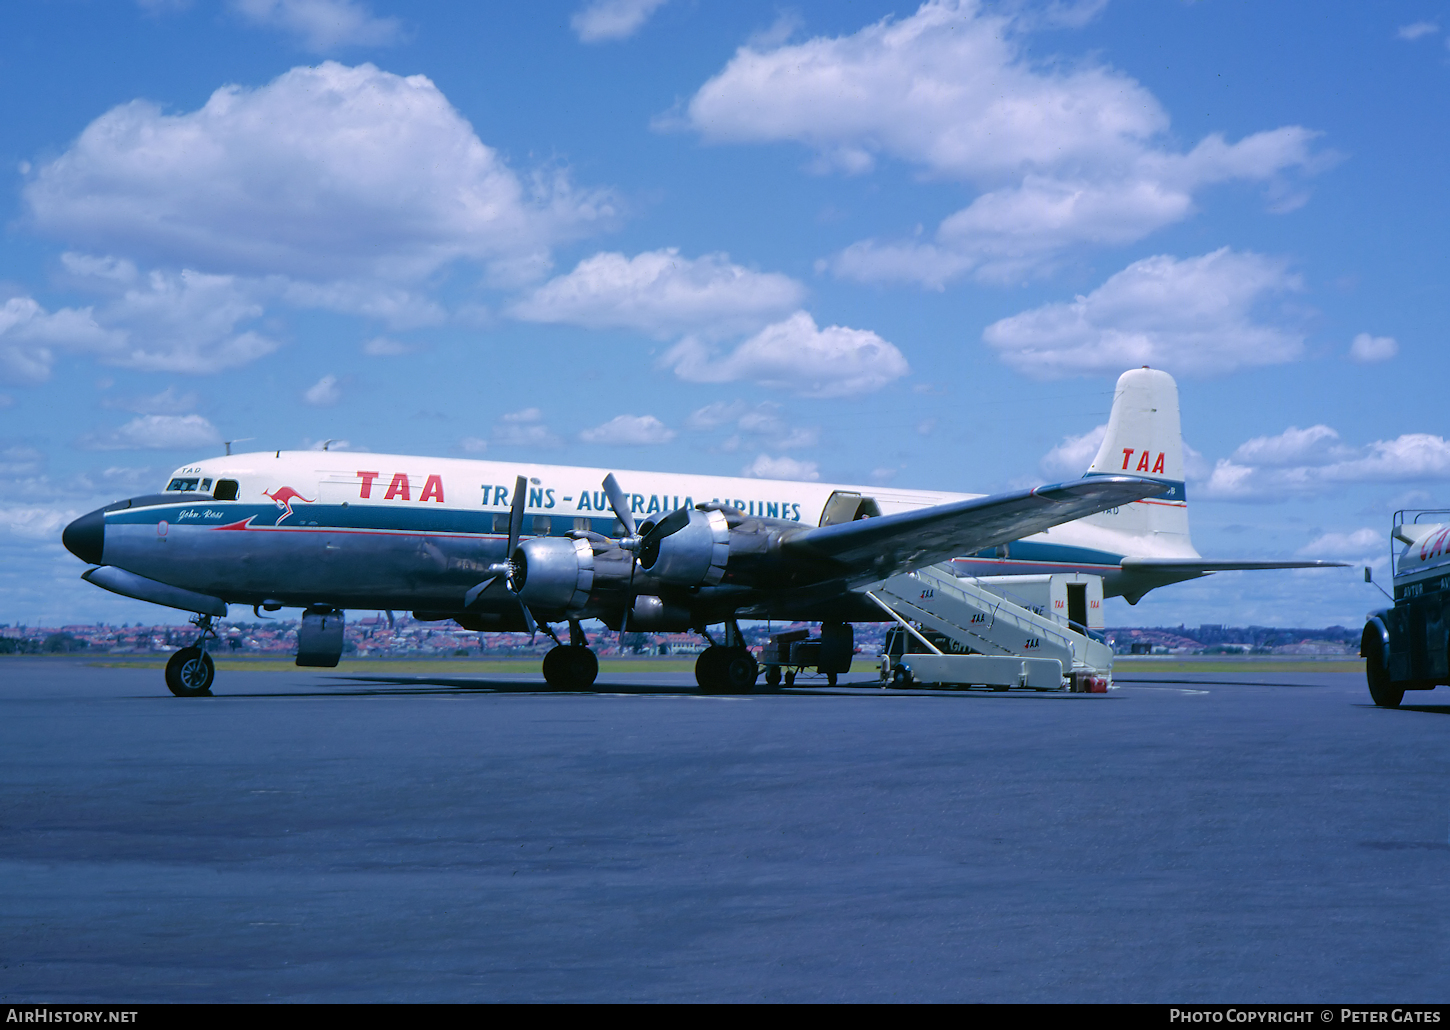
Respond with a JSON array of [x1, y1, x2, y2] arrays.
[[721, 648, 759, 693], [542, 645, 598, 690], [165, 647, 214, 697], [1363, 631, 1403, 709], [695, 646, 727, 691]]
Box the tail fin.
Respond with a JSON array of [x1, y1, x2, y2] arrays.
[[1080, 367, 1196, 557]]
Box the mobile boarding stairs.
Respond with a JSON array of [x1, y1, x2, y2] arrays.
[[865, 564, 1114, 692]]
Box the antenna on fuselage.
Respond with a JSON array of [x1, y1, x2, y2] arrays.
[[223, 437, 254, 457]]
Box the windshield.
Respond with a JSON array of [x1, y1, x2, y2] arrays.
[[166, 477, 213, 492]]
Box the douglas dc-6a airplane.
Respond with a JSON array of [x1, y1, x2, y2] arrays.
[[62, 368, 1339, 696]]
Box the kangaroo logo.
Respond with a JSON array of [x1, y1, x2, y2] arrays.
[[263, 486, 315, 524]]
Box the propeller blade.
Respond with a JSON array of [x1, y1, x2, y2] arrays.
[[464, 578, 497, 608], [602, 473, 635, 538], [506, 474, 528, 561], [519, 598, 536, 641]]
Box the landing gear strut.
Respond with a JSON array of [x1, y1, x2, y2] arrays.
[[165, 613, 218, 697], [695, 620, 759, 694], [541, 619, 599, 690]]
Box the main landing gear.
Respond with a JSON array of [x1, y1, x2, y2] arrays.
[[540, 619, 599, 690], [695, 621, 760, 694], [165, 613, 218, 697]]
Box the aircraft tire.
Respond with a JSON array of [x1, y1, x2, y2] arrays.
[[722, 648, 759, 693], [1363, 634, 1403, 709], [695, 646, 727, 692], [165, 647, 214, 697], [542, 645, 598, 690]]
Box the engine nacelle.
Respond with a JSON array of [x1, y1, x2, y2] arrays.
[[514, 536, 594, 611], [628, 594, 693, 632], [639, 507, 729, 587]]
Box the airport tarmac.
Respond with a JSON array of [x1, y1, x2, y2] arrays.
[[1, 657, 1446, 1003]]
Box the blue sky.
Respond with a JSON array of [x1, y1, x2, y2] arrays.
[[1, 0, 1445, 628]]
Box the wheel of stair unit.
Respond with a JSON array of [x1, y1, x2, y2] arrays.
[[890, 665, 912, 687]]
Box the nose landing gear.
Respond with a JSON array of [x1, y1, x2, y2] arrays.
[[165, 613, 219, 697]]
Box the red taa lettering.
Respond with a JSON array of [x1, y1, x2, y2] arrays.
[[420, 475, 445, 503], [357, 471, 380, 498], [1152, 453, 1165, 474], [1135, 451, 1151, 472], [1121, 448, 1135, 470], [384, 473, 411, 501]]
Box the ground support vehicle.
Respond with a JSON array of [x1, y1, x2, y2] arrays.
[[1362, 510, 1450, 707]]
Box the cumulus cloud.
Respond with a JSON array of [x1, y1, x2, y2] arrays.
[[1041, 424, 1107, 479], [492, 408, 561, 449], [662, 311, 909, 397], [1297, 528, 1384, 560], [579, 414, 676, 445], [105, 385, 199, 415], [304, 374, 342, 406], [80, 414, 222, 451], [982, 248, 1304, 378], [571, 0, 669, 42], [1397, 22, 1439, 40], [0, 296, 124, 384], [1201, 426, 1450, 501], [742, 454, 820, 481], [686, 400, 818, 452], [1349, 332, 1398, 363], [362, 336, 412, 356], [459, 436, 488, 454], [26, 63, 614, 288], [510, 248, 804, 339], [231, 0, 400, 51], [679, 0, 1323, 285]]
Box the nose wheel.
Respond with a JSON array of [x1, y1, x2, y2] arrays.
[[165, 647, 215, 696]]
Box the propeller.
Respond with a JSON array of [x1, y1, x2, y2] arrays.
[[464, 474, 536, 639], [601, 473, 653, 654]]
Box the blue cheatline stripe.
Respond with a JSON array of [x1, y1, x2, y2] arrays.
[[1081, 471, 1186, 502], [105, 503, 623, 537]]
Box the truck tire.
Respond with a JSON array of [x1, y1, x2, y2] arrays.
[[1362, 632, 1403, 709]]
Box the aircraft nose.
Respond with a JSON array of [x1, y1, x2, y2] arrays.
[[63, 507, 106, 565]]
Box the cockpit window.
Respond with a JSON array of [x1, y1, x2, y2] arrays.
[[167, 477, 201, 492], [213, 479, 239, 501]]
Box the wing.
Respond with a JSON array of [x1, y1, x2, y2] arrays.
[[781, 476, 1168, 584], [1120, 558, 1349, 573]]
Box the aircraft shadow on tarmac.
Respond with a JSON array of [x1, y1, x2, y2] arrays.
[[185, 676, 1117, 701]]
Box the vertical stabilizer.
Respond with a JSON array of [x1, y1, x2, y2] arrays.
[[1081, 367, 1196, 556]]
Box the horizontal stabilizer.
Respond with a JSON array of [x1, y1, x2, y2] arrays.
[[1120, 557, 1348, 573]]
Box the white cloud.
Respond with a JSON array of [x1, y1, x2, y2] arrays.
[[1041, 424, 1106, 479], [1349, 332, 1398, 363], [686, 400, 819, 450], [231, 0, 400, 51], [579, 414, 676, 445], [1229, 425, 1349, 468], [493, 409, 561, 449], [26, 63, 614, 288], [1297, 528, 1384, 560], [662, 311, 909, 397], [459, 436, 488, 454], [304, 374, 342, 406], [679, 0, 1322, 285], [1398, 22, 1439, 40], [982, 248, 1304, 378], [1202, 427, 1450, 502], [362, 336, 412, 356], [742, 454, 820, 481], [510, 248, 804, 339], [685, 400, 747, 430], [81, 414, 222, 451], [106, 386, 199, 415], [571, 0, 669, 43], [0, 296, 124, 384]]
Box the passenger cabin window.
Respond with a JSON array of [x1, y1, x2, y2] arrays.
[[166, 477, 201, 492], [531, 515, 553, 536], [213, 479, 239, 501]]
